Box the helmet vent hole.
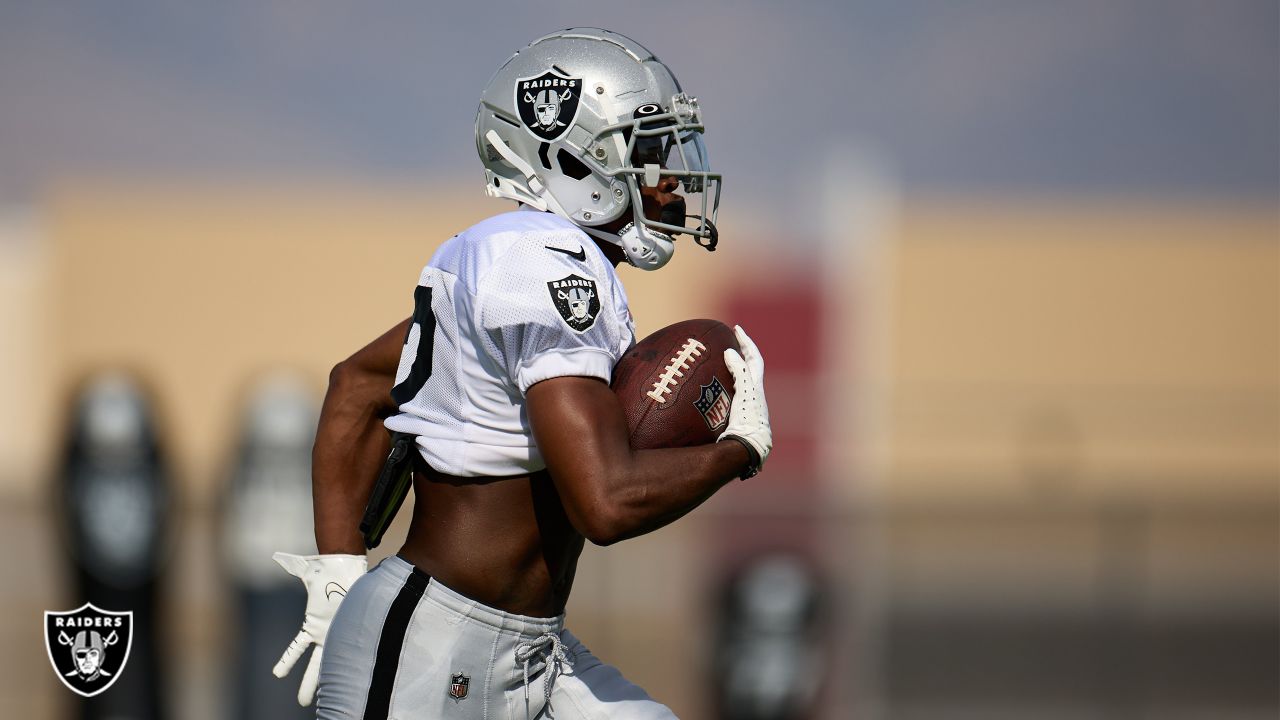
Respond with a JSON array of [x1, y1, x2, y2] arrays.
[[537, 142, 553, 170], [556, 150, 592, 181]]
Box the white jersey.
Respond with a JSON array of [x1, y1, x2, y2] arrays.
[[384, 209, 635, 477]]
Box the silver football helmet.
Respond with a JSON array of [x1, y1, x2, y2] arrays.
[[476, 28, 721, 270]]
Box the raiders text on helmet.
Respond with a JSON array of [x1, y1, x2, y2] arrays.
[[476, 28, 721, 270]]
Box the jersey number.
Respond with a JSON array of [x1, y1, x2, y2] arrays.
[[390, 286, 435, 405]]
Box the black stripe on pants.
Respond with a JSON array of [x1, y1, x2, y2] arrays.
[[363, 567, 430, 720]]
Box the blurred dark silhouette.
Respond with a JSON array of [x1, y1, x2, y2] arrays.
[[57, 371, 170, 720]]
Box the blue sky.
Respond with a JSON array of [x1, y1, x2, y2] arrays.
[[1, 0, 1275, 208]]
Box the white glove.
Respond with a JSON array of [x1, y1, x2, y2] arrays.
[[272, 552, 367, 706], [719, 325, 772, 478]]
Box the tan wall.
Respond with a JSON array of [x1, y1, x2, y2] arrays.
[[0, 211, 52, 485], [832, 200, 1279, 717], [882, 201, 1279, 502]]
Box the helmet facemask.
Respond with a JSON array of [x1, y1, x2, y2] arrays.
[[587, 93, 721, 269]]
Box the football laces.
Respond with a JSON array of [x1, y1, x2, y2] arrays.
[[646, 338, 706, 403]]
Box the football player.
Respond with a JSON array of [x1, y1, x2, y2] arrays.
[[273, 28, 771, 719]]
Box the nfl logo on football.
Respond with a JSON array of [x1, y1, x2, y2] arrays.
[[695, 377, 732, 432]]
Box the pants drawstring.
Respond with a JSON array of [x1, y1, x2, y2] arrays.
[[514, 631, 573, 719]]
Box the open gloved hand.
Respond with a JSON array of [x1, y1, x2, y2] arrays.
[[271, 552, 368, 706]]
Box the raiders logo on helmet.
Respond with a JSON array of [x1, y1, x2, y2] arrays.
[[515, 69, 582, 142]]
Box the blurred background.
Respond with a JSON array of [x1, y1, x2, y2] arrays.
[[1, 1, 1276, 719]]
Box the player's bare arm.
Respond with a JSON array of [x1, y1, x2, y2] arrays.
[[528, 376, 749, 545], [312, 318, 410, 554]]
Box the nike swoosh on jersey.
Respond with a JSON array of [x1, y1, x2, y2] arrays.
[[545, 245, 587, 262], [325, 582, 348, 601]]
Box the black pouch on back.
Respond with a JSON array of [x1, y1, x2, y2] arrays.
[[359, 431, 416, 549]]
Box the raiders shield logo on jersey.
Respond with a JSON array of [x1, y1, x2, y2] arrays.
[[516, 69, 582, 142], [547, 274, 600, 332], [694, 376, 733, 432], [44, 603, 133, 697]]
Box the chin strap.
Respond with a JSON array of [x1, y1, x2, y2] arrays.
[[580, 225, 621, 245]]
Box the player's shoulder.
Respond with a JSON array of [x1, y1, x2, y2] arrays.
[[471, 208, 589, 257], [449, 208, 603, 283]]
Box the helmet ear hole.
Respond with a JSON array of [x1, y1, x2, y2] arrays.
[[556, 150, 592, 181]]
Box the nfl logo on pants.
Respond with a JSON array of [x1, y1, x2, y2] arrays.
[[449, 672, 470, 700]]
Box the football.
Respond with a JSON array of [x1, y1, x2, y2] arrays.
[[611, 319, 739, 450]]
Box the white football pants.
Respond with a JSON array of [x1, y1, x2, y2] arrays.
[[317, 555, 677, 719]]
